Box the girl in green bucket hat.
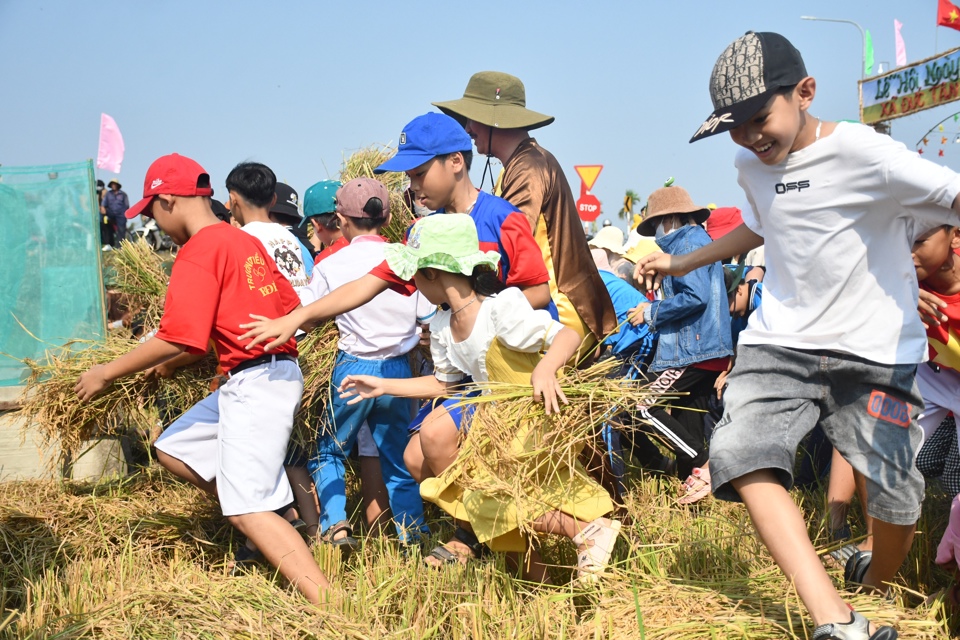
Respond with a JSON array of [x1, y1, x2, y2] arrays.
[[339, 213, 620, 582]]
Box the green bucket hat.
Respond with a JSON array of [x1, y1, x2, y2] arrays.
[[384, 214, 501, 281], [432, 71, 555, 131]]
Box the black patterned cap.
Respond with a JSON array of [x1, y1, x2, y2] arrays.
[[690, 32, 807, 143]]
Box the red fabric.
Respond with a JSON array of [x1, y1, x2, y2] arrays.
[[155, 224, 299, 372], [494, 211, 551, 287], [939, 0, 960, 31], [705, 207, 743, 241], [693, 357, 730, 372], [921, 283, 960, 374], [314, 235, 349, 262], [368, 259, 419, 296]]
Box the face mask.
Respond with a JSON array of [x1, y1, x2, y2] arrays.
[[655, 220, 667, 240]]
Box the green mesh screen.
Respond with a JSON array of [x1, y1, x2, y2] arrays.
[[0, 160, 106, 386]]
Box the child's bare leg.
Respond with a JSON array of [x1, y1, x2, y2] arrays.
[[733, 469, 865, 629], [359, 455, 391, 536], [285, 465, 320, 536], [418, 408, 460, 476], [861, 517, 913, 592], [827, 448, 854, 537], [852, 470, 875, 552], [228, 511, 331, 605], [156, 450, 217, 495], [404, 433, 432, 483]]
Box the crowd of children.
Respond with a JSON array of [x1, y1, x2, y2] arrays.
[[73, 31, 960, 639]]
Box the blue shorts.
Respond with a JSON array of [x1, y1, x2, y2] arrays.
[[408, 388, 481, 433]]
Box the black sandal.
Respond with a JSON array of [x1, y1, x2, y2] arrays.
[[452, 526, 490, 559], [229, 545, 264, 576], [844, 550, 873, 588]]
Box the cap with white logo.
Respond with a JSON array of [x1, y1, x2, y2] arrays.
[[690, 31, 808, 143], [125, 153, 214, 219], [270, 182, 303, 223]]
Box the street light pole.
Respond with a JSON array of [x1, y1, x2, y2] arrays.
[[801, 16, 866, 79]]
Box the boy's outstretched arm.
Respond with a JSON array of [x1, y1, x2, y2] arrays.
[[531, 327, 581, 415], [239, 273, 390, 351], [76, 337, 185, 402], [635, 224, 763, 291]]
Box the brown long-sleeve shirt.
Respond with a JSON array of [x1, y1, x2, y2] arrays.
[[496, 138, 616, 338]]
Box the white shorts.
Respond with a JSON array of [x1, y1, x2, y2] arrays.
[[356, 422, 379, 458], [917, 363, 960, 444], [154, 358, 303, 516]]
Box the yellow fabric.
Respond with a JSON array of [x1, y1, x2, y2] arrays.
[[419, 337, 613, 552]]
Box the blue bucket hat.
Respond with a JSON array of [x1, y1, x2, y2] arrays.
[[374, 113, 472, 174], [300, 179, 341, 227]]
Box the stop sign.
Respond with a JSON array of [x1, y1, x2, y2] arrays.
[[577, 192, 601, 222]]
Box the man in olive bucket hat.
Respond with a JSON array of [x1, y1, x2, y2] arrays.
[[433, 72, 616, 349]]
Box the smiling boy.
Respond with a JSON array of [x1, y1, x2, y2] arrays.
[[637, 32, 960, 639]]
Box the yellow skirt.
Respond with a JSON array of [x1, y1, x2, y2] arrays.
[[419, 338, 613, 552]]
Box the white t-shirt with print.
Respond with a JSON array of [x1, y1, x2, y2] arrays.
[[736, 121, 960, 364], [242, 221, 310, 296], [305, 235, 428, 359], [431, 287, 564, 383]]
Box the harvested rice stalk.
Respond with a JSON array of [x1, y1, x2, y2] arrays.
[[339, 145, 414, 243], [435, 358, 680, 542], [290, 321, 339, 451], [19, 337, 216, 465], [104, 238, 169, 328]]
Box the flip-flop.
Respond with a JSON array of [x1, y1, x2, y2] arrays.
[[844, 550, 873, 588]]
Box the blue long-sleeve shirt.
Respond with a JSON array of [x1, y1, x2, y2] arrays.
[[102, 190, 129, 217]]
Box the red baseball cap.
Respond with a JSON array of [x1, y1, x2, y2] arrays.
[[126, 153, 214, 218]]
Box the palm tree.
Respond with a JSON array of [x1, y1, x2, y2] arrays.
[[618, 190, 640, 222]]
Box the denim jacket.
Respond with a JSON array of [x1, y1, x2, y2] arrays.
[[643, 224, 732, 371]]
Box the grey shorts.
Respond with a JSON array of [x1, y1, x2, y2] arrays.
[[710, 344, 924, 525]]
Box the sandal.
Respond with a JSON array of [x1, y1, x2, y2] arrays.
[[572, 517, 622, 583], [678, 466, 711, 505], [424, 526, 489, 568], [828, 543, 861, 567], [812, 610, 897, 639], [321, 520, 359, 552]]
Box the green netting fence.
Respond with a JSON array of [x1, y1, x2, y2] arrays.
[[0, 160, 106, 386]]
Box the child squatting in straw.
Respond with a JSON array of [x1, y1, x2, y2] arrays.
[[638, 31, 960, 640], [75, 154, 331, 605], [338, 214, 621, 582]]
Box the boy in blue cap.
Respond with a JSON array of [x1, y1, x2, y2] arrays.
[[638, 31, 960, 639]]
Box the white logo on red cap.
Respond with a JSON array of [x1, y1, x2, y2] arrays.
[[151, 179, 163, 189]]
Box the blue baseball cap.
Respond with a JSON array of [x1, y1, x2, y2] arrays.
[[374, 112, 472, 174], [300, 179, 341, 226]]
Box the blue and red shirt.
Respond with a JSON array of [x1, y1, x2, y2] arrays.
[[369, 190, 550, 296]]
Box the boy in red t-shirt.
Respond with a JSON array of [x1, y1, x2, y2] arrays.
[[75, 154, 330, 604]]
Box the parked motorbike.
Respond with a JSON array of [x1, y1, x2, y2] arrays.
[[131, 217, 176, 252]]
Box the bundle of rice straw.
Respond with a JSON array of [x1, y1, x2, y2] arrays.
[[104, 238, 169, 328], [20, 336, 217, 465], [338, 144, 414, 243], [427, 358, 678, 548]]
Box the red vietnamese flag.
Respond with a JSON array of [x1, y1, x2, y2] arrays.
[[939, 0, 960, 32]]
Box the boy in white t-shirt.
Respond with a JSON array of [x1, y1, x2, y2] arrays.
[[638, 31, 960, 640], [305, 178, 430, 548]]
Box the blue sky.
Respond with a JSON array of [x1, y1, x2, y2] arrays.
[[3, 1, 960, 228]]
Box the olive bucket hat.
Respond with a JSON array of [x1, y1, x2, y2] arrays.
[[432, 71, 555, 130]]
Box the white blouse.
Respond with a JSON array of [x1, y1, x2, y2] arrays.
[[430, 287, 564, 383]]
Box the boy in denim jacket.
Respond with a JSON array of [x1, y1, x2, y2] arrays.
[[628, 184, 732, 504]]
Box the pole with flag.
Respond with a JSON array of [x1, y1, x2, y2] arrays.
[[939, 0, 960, 32], [96, 113, 125, 174], [864, 29, 874, 76]]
